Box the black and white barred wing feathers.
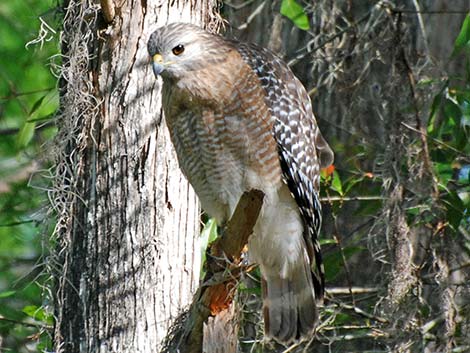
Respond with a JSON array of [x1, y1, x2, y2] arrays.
[[236, 43, 334, 300]]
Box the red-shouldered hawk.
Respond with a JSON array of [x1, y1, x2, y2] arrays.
[[148, 23, 334, 344]]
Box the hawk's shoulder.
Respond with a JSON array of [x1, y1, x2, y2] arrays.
[[232, 41, 334, 170]]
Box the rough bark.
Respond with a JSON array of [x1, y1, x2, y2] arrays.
[[203, 304, 239, 353], [52, 1, 218, 352]]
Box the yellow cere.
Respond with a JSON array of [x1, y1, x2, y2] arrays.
[[153, 54, 163, 63]]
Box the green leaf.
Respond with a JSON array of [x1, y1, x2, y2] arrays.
[[29, 95, 46, 116], [23, 305, 39, 317], [416, 78, 440, 86], [280, 0, 310, 31], [434, 162, 454, 186], [26, 113, 54, 123], [319, 238, 336, 245], [329, 312, 351, 326], [238, 282, 261, 296], [0, 290, 16, 298], [37, 335, 53, 352], [199, 218, 218, 277], [405, 205, 422, 217], [16, 121, 36, 148], [22, 305, 53, 324], [200, 218, 218, 244], [343, 176, 363, 194], [443, 98, 462, 126], [441, 190, 465, 231], [22, 305, 40, 317], [331, 170, 344, 196], [452, 14, 470, 58], [427, 92, 443, 135]]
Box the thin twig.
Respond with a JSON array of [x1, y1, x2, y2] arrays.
[[327, 186, 357, 307], [281, 341, 302, 353], [326, 287, 380, 295], [331, 301, 389, 324], [393, 9, 470, 15], [236, 1, 266, 30], [335, 233, 356, 305], [0, 220, 36, 227], [401, 122, 470, 160], [421, 261, 470, 280], [0, 316, 52, 330], [322, 324, 382, 331], [411, 0, 430, 55], [421, 314, 445, 334], [288, 9, 373, 67], [0, 87, 55, 100], [320, 196, 385, 202], [224, 0, 256, 10], [319, 329, 389, 342]]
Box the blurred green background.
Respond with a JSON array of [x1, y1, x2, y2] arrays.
[[0, 0, 58, 351]]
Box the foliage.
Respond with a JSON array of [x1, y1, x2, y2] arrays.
[[426, 81, 470, 232], [280, 0, 310, 31], [0, 0, 59, 351], [199, 218, 219, 277], [452, 13, 470, 58], [427, 17, 470, 235], [313, 14, 470, 352]]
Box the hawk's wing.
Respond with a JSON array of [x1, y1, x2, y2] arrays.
[[235, 42, 334, 299]]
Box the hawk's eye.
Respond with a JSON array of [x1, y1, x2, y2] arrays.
[[172, 44, 185, 56]]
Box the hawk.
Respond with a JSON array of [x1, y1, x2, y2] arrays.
[[148, 23, 333, 343]]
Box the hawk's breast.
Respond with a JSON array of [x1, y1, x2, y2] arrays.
[[162, 49, 282, 222]]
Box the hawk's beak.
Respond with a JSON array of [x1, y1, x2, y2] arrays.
[[152, 53, 165, 76]]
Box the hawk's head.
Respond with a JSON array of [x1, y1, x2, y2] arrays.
[[148, 23, 229, 80]]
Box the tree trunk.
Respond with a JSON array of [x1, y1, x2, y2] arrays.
[[52, 1, 218, 352]]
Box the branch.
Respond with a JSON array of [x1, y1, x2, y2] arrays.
[[100, 0, 115, 23], [319, 329, 389, 343], [334, 301, 389, 324], [320, 195, 385, 202], [287, 9, 373, 67], [0, 315, 52, 330], [401, 122, 470, 160], [326, 287, 380, 295], [163, 189, 264, 353]]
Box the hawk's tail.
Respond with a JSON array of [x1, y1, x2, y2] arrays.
[[262, 261, 318, 344]]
